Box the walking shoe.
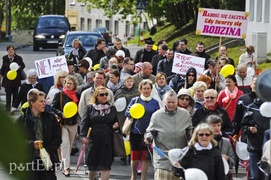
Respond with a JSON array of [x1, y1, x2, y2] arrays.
[[71, 147, 79, 155], [63, 168, 70, 177]]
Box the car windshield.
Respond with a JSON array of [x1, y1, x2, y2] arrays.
[[93, 28, 107, 33], [65, 34, 100, 47], [38, 17, 69, 29]]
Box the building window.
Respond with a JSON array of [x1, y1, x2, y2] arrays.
[[81, 18, 85, 31], [125, 21, 130, 36], [256, 0, 262, 22], [249, 0, 254, 21], [87, 19, 92, 31], [69, 0, 75, 6], [105, 20, 110, 31], [96, 19, 102, 28], [114, 21, 119, 36], [264, 0, 270, 23]]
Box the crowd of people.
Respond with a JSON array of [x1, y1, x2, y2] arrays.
[[0, 35, 269, 180]]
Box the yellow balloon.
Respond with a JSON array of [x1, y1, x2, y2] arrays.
[[130, 103, 145, 119], [220, 64, 235, 78], [20, 102, 29, 114], [7, 70, 17, 80], [124, 140, 131, 156], [63, 102, 78, 118], [152, 45, 158, 51], [93, 64, 100, 71]]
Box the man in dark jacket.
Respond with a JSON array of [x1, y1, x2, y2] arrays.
[[176, 38, 192, 55], [16, 89, 62, 180], [193, 41, 211, 70], [134, 37, 157, 64], [157, 49, 175, 82], [113, 38, 130, 57], [84, 38, 106, 66]]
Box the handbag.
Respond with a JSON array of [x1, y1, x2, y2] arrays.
[[113, 133, 126, 157], [20, 69, 26, 80], [122, 97, 138, 135], [38, 141, 53, 170]]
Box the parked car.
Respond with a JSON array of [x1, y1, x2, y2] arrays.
[[93, 27, 112, 44], [32, 15, 72, 51], [57, 31, 104, 56]]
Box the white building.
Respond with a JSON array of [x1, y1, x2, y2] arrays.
[[65, 0, 152, 41], [246, 0, 270, 63]]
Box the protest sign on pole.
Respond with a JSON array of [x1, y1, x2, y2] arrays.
[[196, 8, 249, 39], [34, 55, 69, 79], [172, 52, 205, 76]]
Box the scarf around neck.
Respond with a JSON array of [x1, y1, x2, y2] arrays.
[[140, 94, 152, 101], [63, 88, 78, 103], [195, 142, 212, 151], [222, 86, 238, 103], [203, 102, 218, 111], [155, 84, 171, 100], [93, 103, 112, 116]]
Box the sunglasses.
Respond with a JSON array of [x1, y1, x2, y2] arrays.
[[99, 92, 109, 97], [198, 133, 211, 137], [205, 96, 215, 100], [179, 97, 190, 101], [188, 74, 194, 77]]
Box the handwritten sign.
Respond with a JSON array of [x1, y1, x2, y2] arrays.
[[172, 53, 205, 76], [34, 55, 68, 79], [196, 8, 249, 39]]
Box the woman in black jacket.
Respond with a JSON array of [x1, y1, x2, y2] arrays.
[[51, 75, 80, 177], [67, 39, 87, 71]]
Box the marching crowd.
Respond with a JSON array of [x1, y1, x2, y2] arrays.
[[0, 36, 270, 180]]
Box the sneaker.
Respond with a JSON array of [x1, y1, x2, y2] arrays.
[[137, 169, 141, 175], [71, 147, 79, 155]]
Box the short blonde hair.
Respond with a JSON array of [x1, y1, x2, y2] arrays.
[[188, 123, 217, 147], [54, 70, 68, 86], [138, 79, 153, 92]]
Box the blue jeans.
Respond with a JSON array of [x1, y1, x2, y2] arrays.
[[249, 152, 263, 180]]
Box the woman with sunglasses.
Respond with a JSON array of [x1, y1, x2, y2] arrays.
[[177, 88, 195, 117], [192, 89, 232, 136], [80, 86, 119, 180], [125, 79, 160, 180], [176, 123, 226, 180], [51, 75, 80, 177], [175, 67, 197, 93]]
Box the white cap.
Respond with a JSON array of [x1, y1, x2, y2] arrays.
[[115, 50, 125, 57]]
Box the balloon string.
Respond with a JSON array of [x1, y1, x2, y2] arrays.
[[239, 102, 260, 112]]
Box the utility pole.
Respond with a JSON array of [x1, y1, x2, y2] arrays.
[[6, 0, 11, 37], [137, 10, 142, 46]]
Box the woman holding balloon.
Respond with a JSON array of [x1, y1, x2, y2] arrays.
[[51, 75, 80, 177], [80, 85, 119, 180], [125, 79, 160, 180], [0, 45, 25, 111]]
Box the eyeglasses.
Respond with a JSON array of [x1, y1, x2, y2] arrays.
[[205, 96, 215, 100], [128, 63, 134, 66], [99, 92, 109, 97], [198, 133, 211, 137], [179, 97, 190, 101], [66, 82, 74, 86], [188, 74, 194, 77]]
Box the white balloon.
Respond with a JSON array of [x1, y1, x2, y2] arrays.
[[247, 67, 255, 77], [260, 102, 271, 117], [185, 168, 208, 180], [114, 97, 127, 112], [83, 57, 92, 71], [236, 142, 249, 160], [10, 62, 19, 71], [168, 147, 189, 167], [222, 157, 229, 175]]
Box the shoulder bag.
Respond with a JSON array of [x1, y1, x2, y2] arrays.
[[122, 97, 138, 135]]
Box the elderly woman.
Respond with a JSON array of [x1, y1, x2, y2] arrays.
[[80, 86, 119, 180], [177, 123, 225, 180], [177, 88, 195, 117], [67, 39, 87, 67], [125, 79, 160, 180], [144, 90, 192, 180], [106, 69, 122, 94], [192, 81, 208, 110], [45, 70, 68, 106], [11, 69, 44, 113], [51, 75, 80, 177], [152, 72, 172, 108], [217, 75, 244, 121], [192, 89, 232, 136]]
